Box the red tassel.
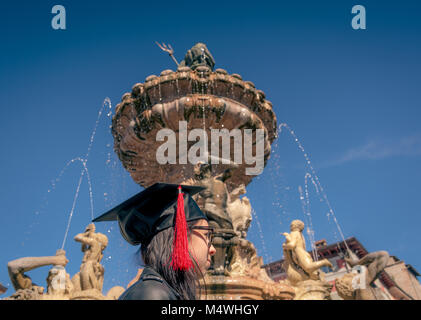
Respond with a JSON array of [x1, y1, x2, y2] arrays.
[[170, 186, 193, 271]]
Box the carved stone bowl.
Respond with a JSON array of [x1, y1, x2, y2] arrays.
[[112, 66, 277, 191]]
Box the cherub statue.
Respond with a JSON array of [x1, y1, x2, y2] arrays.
[[282, 220, 333, 285]]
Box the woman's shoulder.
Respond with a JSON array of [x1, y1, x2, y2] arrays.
[[118, 268, 180, 300], [119, 279, 175, 300]]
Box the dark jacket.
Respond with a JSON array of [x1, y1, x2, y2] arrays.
[[118, 267, 181, 300]]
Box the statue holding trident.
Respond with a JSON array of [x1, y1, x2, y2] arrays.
[[156, 42, 216, 70]]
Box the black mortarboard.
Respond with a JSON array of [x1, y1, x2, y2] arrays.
[[93, 183, 207, 270]]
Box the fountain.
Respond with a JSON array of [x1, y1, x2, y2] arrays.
[[112, 43, 277, 191], [4, 42, 360, 300], [110, 42, 294, 299]]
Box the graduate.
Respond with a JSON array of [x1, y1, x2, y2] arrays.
[[93, 183, 216, 300]]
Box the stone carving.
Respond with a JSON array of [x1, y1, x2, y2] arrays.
[[46, 264, 74, 298], [210, 229, 238, 276], [3, 287, 44, 300], [345, 250, 389, 286], [112, 43, 277, 192], [179, 43, 216, 71], [227, 184, 252, 238], [282, 220, 333, 284], [201, 273, 295, 300], [335, 251, 390, 300], [156, 42, 215, 71], [186, 162, 248, 276], [202, 237, 295, 300], [71, 223, 108, 293], [185, 164, 252, 238], [191, 162, 234, 230], [282, 220, 333, 300], [230, 238, 271, 281], [5, 249, 72, 300], [5, 224, 125, 300]]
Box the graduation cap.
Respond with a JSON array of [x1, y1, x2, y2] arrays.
[[93, 183, 207, 271]]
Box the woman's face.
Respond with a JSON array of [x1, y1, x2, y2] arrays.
[[188, 219, 216, 275]]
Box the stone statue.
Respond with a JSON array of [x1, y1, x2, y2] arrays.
[[282, 220, 333, 300], [191, 162, 234, 231], [184, 162, 238, 275], [345, 250, 389, 286], [71, 223, 108, 293], [227, 184, 252, 238], [5, 224, 125, 300], [5, 249, 72, 300], [230, 238, 271, 281], [46, 264, 74, 297], [282, 220, 333, 284], [179, 43, 215, 71], [335, 250, 391, 300]]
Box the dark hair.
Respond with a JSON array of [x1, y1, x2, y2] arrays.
[[137, 220, 206, 300]]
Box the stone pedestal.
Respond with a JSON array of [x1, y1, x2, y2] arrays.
[[292, 280, 332, 300], [70, 289, 106, 300], [200, 275, 295, 300], [41, 294, 69, 300]]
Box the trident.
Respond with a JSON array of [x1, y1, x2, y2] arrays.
[[155, 42, 179, 67]]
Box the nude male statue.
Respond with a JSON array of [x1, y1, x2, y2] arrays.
[[282, 220, 333, 284], [6, 249, 71, 299], [345, 250, 390, 286], [72, 223, 108, 291], [335, 251, 392, 300], [7, 250, 69, 292]]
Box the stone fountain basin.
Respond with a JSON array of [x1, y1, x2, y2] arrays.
[[200, 275, 295, 300], [112, 66, 278, 191]]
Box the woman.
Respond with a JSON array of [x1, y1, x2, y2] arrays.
[[93, 183, 216, 300]]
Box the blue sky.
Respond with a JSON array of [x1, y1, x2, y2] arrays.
[[1, 0, 421, 294]]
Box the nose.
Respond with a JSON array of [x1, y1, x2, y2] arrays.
[[209, 244, 216, 256]]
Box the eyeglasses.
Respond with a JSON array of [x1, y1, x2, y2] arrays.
[[190, 226, 214, 247]]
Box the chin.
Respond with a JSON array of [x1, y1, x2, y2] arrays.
[[199, 262, 209, 273]]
